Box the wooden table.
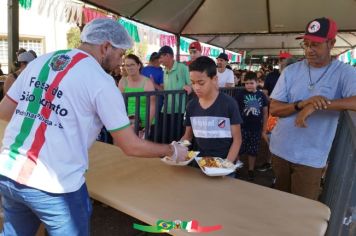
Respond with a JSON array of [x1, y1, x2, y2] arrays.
[[0, 121, 330, 236], [87, 141, 330, 236]]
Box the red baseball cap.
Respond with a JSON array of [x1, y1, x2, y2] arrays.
[[189, 41, 202, 51], [297, 17, 338, 43], [279, 52, 292, 59]]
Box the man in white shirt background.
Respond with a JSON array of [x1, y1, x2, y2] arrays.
[[216, 53, 235, 88]]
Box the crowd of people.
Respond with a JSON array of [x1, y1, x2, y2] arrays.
[[0, 16, 355, 235]]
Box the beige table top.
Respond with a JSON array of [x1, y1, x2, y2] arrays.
[[0, 121, 330, 236], [87, 141, 330, 236]]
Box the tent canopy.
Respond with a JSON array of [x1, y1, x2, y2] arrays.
[[82, 0, 356, 56]]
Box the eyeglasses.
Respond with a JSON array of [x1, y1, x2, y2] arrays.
[[124, 63, 137, 68], [300, 41, 326, 51]]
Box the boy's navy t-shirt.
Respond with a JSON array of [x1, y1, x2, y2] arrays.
[[184, 92, 242, 158], [235, 89, 268, 131]]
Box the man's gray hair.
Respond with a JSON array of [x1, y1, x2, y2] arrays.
[[80, 18, 133, 49]]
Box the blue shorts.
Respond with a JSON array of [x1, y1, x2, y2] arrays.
[[0, 175, 92, 236]]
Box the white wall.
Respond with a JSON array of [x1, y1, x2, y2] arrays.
[[0, 1, 75, 73]]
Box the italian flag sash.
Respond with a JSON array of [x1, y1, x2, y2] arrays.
[[6, 50, 88, 184]]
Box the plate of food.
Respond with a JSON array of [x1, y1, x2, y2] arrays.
[[195, 157, 242, 176], [161, 151, 199, 166], [177, 140, 191, 147]]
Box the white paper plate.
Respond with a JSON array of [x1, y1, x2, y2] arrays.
[[161, 151, 200, 166], [195, 157, 242, 176]]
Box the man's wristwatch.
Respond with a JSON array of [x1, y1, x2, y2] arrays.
[[294, 100, 302, 111]]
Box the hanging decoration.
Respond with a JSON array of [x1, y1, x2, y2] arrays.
[[201, 46, 211, 56], [159, 35, 176, 47], [138, 27, 159, 45], [338, 50, 352, 64], [209, 48, 221, 57], [83, 7, 111, 24], [338, 53, 344, 62], [346, 50, 352, 63], [32, 0, 243, 62], [18, 0, 32, 9], [37, 0, 83, 25], [65, 2, 83, 25], [118, 18, 140, 43], [179, 38, 190, 52], [226, 52, 233, 61], [352, 48, 356, 65]]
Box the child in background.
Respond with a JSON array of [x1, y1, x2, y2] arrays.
[[235, 71, 268, 181], [180, 56, 243, 174]]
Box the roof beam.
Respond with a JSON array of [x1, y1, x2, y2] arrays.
[[183, 29, 356, 36], [131, 0, 153, 18], [336, 34, 353, 47], [178, 0, 206, 34], [266, 0, 271, 33], [184, 32, 300, 36], [337, 48, 354, 56], [81, 0, 178, 35], [349, 32, 356, 39], [225, 35, 241, 48], [228, 46, 350, 50], [206, 35, 219, 44]]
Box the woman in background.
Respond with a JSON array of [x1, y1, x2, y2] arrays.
[[118, 54, 155, 138]]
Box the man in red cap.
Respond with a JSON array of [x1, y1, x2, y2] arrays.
[[269, 17, 356, 200], [186, 41, 202, 66]]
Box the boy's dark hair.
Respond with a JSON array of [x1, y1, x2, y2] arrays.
[[244, 71, 258, 81], [189, 56, 216, 78], [149, 52, 159, 62]]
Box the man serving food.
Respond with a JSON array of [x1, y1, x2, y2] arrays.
[[0, 18, 187, 235]]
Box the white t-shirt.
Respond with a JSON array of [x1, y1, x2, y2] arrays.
[[217, 69, 234, 87], [0, 49, 129, 193]]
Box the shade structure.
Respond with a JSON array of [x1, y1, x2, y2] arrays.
[[81, 0, 356, 56]]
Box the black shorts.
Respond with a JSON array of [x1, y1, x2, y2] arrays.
[[239, 129, 262, 156]]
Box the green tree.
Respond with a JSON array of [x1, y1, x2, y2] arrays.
[[67, 27, 81, 49], [135, 42, 148, 63], [126, 48, 134, 55]]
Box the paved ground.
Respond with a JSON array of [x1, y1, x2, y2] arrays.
[[90, 141, 275, 236]]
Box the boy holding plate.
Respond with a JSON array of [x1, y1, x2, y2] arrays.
[[180, 56, 242, 172]]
